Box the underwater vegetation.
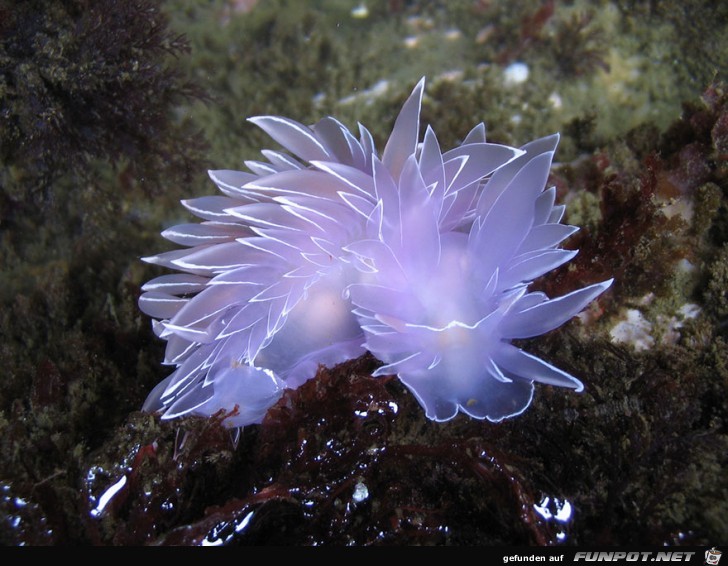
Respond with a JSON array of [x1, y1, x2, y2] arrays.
[[0, 0, 207, 544], [0, 0, 726, 546], [0, 0, 205, 205]]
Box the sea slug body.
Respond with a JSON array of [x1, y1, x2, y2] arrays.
[[139, 78, 612, 427]]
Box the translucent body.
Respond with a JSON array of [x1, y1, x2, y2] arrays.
[[139, 78, 612, 427]]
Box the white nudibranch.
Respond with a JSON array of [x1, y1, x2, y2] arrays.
[[139, 78, 612, 427]]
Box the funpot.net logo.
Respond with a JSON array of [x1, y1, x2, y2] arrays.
[[573, 552, 696, 562]]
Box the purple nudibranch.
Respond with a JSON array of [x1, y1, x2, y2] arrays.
[[139, 78, 612, 427]]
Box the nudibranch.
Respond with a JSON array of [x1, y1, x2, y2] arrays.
[[139, 78, 612, 427]]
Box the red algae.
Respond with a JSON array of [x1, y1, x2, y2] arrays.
[[82, 355, 557, 546]]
